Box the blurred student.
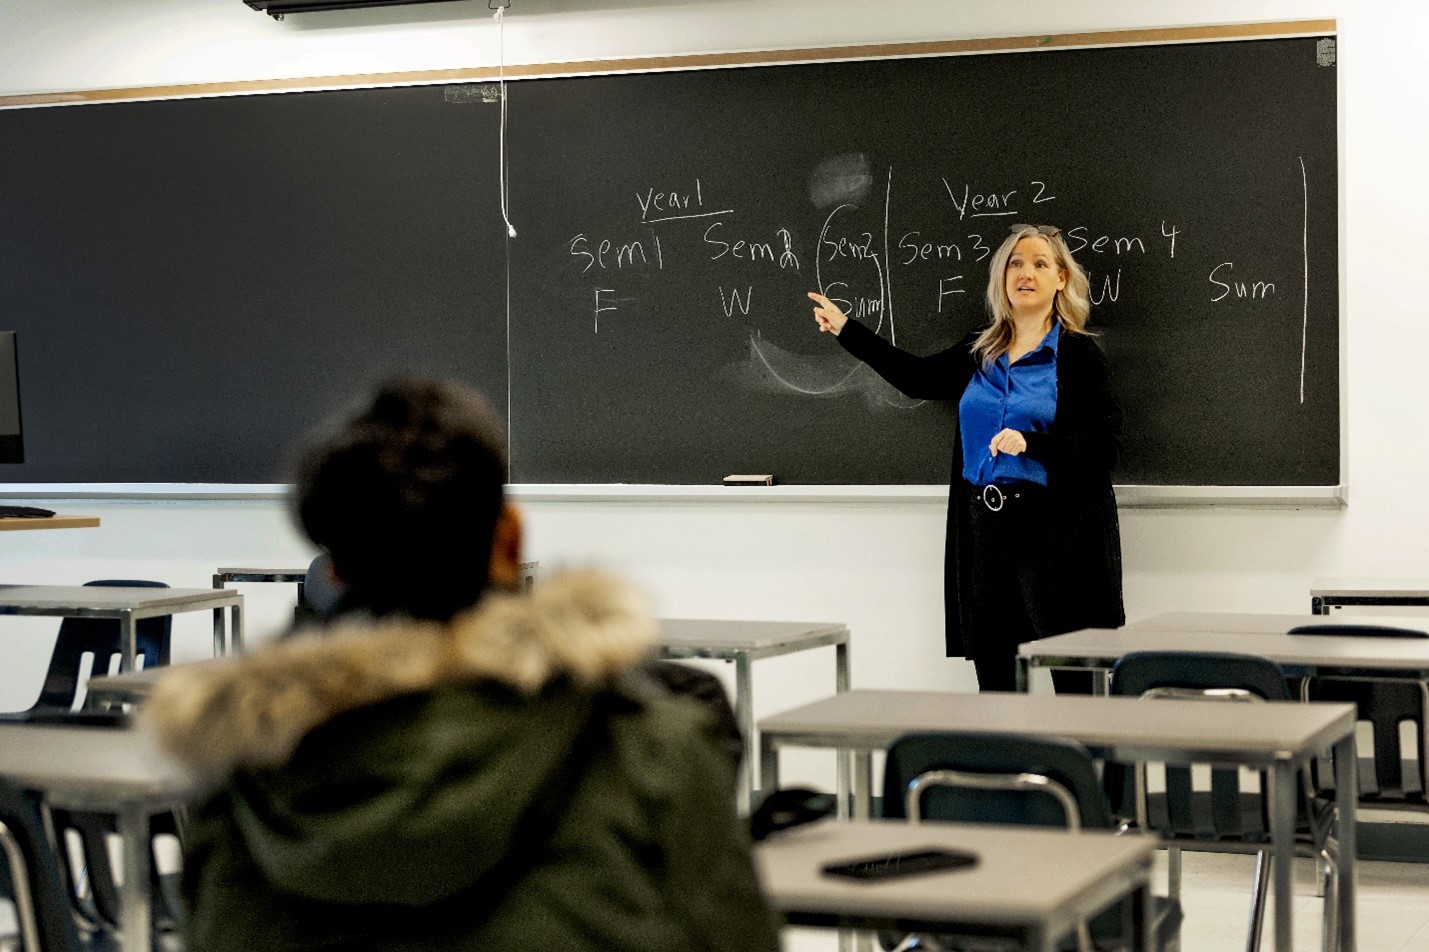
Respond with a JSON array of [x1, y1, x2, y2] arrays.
[[147, 378, 779, 952]]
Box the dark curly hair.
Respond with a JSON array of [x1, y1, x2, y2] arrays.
[[293, 378, 508, 622]]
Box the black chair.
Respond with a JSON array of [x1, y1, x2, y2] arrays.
[[0, 777, 85, 952], [883, 731, 1181, 952], [1109, 651, 1338, 952], [292, 553, 343, 627], [1289, 624, 1429, 805], [1, 580, 172, 720]]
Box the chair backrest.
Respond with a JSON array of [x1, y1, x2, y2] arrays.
[[1110, 650, 1291, 701], [1109, 651, 1290, 840], [0, 778, 81, 952], [300, 553, 344, 620], [882, 731, 1114, 830], [37, 580, 171, 712], [1290, 624, 1429, 803]]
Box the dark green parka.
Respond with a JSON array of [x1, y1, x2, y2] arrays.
[[147, 571, 780, 952]]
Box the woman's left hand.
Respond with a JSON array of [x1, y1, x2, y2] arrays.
[[989, 428, 1027, 457]]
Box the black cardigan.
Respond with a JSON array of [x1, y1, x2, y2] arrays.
[[837, 318, 1125, 658]]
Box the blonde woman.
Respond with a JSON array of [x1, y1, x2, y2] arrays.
[[808, 224, 1123, 691]]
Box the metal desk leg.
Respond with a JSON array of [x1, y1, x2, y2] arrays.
[[758, 734, 779, 803], [1133, 876, 1153, 952], [230, 601, 244, 653], [852, 751, 873, 820], [119, 612, 137, 673], [1334, 733, 1358, 952], [117, 804, 152, 952], [734, 651, 754, 815], [851, 749, 875, 951], [212, 604, 227, 657], [836, 640, 851, 818], [1271, 758, 1297, 952]]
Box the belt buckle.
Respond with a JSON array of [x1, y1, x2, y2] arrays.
[[981, 484, 1004, 512]]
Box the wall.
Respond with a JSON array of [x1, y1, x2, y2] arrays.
[[0, 1, 1414, 780]]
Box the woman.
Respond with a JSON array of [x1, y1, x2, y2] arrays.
[[808, 224, 1124, 691]]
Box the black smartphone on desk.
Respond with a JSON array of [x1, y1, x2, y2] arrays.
[[821, 847, 979, 881]]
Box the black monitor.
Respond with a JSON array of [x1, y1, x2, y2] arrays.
[[0, 333, 23, 464]]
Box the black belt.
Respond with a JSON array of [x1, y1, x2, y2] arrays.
[[967, 481, 1047, 512]]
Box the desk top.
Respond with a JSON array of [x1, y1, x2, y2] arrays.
[[0, 515, 99, 531], [658, 619, 848, 656], [1129, 610, 1429, 634], [756, 819, 1153, 935], [759, 689, 1353, 765], [0, 723, 195, 804], [0, 585, 239, 614], [90, 618, 852, 704], [1311, 577, 1429, 598], [1034, 621, 1429, 673], [214, 561, 541, 581]]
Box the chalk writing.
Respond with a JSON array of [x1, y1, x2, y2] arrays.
[[568, 233, 662, 273], [1088, 270, 1122, 306], [1065, 227, 1148, 257], [937, 275, 966, 313], [944, 180, 1019, 220], [636, 178, 733, 224], [705, 222, 802, 269], [897, 231, 963, 265], [1209, 263, 1276, 302], [594, 288, 616, 333], [719, 286, 755, 317]]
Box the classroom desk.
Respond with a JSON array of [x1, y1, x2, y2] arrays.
[[1311, 578, 1429, 614], [755, 819, 1155, 952], [658, 618, 850, 814], [757, 688, 1358, 952], [0, 515, 99, 531], [213, 560, 542, 604], [1022, 612, 1429, 692], [86, 616, 850, 815], [0, 585, 243, 670], [213, 565, 310, 602], [0, 722, 197, 952]]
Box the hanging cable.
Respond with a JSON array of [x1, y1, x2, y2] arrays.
[[496, 5, 516, 238]]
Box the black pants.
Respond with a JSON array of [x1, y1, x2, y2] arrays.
[[962, 483, 1091, 694]]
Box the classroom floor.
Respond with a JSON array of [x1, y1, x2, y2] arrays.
[[782, 848, 1429, 951]]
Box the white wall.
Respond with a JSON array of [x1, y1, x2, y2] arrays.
[[0, 1, 1416, 768]]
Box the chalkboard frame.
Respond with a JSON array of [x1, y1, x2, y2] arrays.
[[0, 19, 1345, 507]]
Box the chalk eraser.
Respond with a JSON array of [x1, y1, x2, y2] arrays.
[[723, 474, 776, 486]]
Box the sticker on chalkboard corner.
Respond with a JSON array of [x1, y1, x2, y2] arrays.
[[444, 84, 502, 104], [1316, 38, 1336, 67]]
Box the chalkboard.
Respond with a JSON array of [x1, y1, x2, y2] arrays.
[[0, 31, 1339, 487], [0, 86, 508, 483]]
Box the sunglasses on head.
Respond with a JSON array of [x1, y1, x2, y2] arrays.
[[1009, 224, 1062, 237]]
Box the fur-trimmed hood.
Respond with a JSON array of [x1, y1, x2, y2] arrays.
[[145, 569, 656, 784]]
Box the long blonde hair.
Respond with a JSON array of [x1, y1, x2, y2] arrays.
[[973, 226, 1092, 366]]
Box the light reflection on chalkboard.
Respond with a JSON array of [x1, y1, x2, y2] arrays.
[[808, 153, 874, 210], [741, 332, 924, 409]]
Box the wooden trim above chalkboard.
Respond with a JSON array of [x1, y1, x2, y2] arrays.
[[0, 18, 1335, 109]]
